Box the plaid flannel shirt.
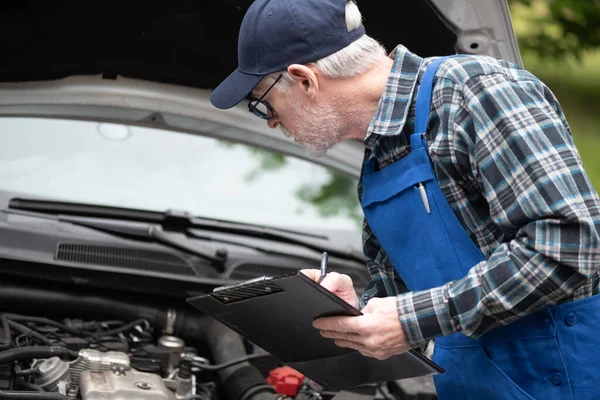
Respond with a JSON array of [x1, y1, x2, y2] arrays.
[[358, 45, 600, 346]]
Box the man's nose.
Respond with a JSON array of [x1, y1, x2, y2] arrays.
[[268, 116, 281, 129]]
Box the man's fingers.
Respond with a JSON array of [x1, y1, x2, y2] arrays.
[[320, 272, 352, 293], [320, 329, 362, 341], [301, 270, 359, 309], [362, 297, 386, 313], [299, 270, 352, 292], [313, 315, 362, 333], [300, 270, 353, 291], [299, 269, 320, 282]]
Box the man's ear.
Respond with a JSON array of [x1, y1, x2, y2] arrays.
[[287, 64, 320, 98]]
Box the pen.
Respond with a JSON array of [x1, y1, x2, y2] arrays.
[[417, 182, 431, 214], [318, 251, 329, 284]]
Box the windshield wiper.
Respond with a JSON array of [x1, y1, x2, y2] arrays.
[[9, 198, 326, 238], [1, 205, 227, 270], [8, 198, 364, 263], [1, 209, 328, 272]]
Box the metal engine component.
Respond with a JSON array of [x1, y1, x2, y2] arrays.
[[79, 368, 176, 400], [174, 361, 194, 399], [165, 309, 177, 335], [68, 349, 131, 394], [158, 335, 185, 372], [78, 349, 131, 371], [34, 356, 70, 391], [175, 375, 193, 399]]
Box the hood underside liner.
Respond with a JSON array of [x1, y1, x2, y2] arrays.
[[0, 0, 457, 89]]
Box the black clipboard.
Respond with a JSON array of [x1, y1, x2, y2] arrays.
[[186, 271, 444, 391]]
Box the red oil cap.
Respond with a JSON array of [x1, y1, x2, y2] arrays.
[[266, 366, 306, 396]]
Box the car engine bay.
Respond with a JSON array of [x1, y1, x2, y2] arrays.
[[0, 276, 338, 400], [0, 195, 436, 400], [0, 274, 423, 400]]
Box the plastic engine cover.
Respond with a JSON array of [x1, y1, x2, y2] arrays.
[[79, 369, 175, 400]]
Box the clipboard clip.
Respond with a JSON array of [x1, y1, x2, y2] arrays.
[[213, 276, 273, 293], [212, 276, 283, 304]]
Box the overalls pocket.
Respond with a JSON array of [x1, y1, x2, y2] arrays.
[[362, 177, 468, 291], [457, 346, 536, 400], [361, 155, 482, 292], [361, 151, 436, 208]]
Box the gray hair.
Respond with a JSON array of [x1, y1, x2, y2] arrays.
[[257, 0, 387, 93]]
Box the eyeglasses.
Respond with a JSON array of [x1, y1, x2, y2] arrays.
[[248, 74, 282, 120]]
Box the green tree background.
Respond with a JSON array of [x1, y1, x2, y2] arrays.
[[510, 0, 600, 189], [510, 0, 600, 60], [244, 0, 600, 228]]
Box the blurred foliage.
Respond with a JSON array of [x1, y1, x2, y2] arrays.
[[244, 147, 287, 182], [509, 0, 600, 60], [295, 172, 363, 226], [221, 139, 363, 227], [237, 146, 363, 227]]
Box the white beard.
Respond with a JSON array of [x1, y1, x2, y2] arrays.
[[281, 99, 345, 158]]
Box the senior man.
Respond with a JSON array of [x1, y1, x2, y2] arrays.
[[209, 0, 600, 399]]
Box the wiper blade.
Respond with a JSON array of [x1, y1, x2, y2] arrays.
[[56, 215, 227, 271], [8, 198, 364, 263], [187, 220, 363, 262], [8, 198, 326, 239]]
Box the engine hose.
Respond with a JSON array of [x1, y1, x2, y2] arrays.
[[92, 318, 148, 338], [0, 346, 77, 364], [2, 314, 90, 337], [225, 366, 276, 400], [204, 320, 278, 400], [0, 391, 69, 399], [240, 385, 279, 400], [5, 320, 54, 346], [0, 316, 11, 351], [15, 378, 43, 392], [0, 280, 179, 333], [192, 353, 273, 371]]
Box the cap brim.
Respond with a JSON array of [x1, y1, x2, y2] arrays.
[[209, 68, 263, 110]]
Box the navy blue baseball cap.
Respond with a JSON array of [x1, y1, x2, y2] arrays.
[[209, 0, 365, 109]]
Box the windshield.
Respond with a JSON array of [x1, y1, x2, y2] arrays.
[[1, 117, 362, 232]]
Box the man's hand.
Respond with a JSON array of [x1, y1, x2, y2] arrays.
[[300, 269, 360, 309], [312, 297, 410, 360]]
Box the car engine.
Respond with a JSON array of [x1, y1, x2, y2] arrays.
[[0, 268, 437, 400], [0, 271, 364, 400], [0, 311, 327, 400]]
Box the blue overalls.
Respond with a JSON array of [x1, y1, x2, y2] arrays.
[[360, 56, 600, 400]]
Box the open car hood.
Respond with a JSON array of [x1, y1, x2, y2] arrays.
[[0, 0, 521, 177]]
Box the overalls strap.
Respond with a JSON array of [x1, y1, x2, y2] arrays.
[[411, 56, 452, 151]]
